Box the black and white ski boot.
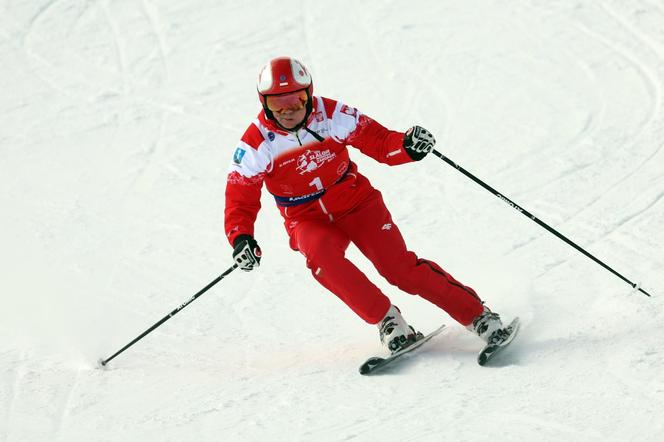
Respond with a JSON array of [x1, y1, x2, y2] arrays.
[[468, 306, 520, 365], [468, 306, 504, 341], [378, 305, 422, 354]]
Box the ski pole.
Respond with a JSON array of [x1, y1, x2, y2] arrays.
[[430, 149, 652, 297], [98, 263, 239, 368]]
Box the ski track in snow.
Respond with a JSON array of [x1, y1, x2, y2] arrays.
[[2, 1, 664, 441], [1, 351, 25, 438], [508, 2, 663, 246]]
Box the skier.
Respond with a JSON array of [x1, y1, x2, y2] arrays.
[[225, 56, 508, 354]]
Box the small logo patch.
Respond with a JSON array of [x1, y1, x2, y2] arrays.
[[233, 148, 246, 164], [340, 105, 357, 117], [381, 223, 392, 231], [267, 131, 276, 141]]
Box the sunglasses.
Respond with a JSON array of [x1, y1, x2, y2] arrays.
[[265, 90, 308, 113]]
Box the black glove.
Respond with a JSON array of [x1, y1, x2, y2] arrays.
[[232, 234, 262, 271], [403, 126, 435, 161]]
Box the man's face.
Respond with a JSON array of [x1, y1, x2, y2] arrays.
[[265, 90, 308, 130], [272, 106, 307, 130]]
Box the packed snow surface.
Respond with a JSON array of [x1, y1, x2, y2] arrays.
[[1, 1, 663, 440]]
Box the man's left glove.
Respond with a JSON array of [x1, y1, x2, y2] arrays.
[[403, 125, 436, 161], [232, 234, 262, 271]]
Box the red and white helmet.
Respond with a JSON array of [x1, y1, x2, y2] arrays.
[[257, 56, 313, 97], [257, 57, 314, 126]]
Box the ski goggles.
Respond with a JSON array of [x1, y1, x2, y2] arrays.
[[265, 90, 308, 113]]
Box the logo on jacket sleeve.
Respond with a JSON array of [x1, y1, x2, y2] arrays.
[[340, 105, 357, 117], [233, 148, 246, 164]]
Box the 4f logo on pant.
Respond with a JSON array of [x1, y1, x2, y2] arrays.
[[233, 148, 246, 164]]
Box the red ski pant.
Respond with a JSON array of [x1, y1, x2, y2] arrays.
[[291, 190, 484, 325]]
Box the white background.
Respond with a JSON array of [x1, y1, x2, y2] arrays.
[[1, 1, 663, 440]]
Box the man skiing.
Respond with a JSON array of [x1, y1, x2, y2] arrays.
[[225, 56, 509, 355]]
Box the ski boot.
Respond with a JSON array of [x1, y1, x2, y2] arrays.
[[378, 305, 421, 354], [469, 305, 521, 365], [468, 305, 509, 344]]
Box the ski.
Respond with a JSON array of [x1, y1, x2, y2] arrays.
[[477, 317, 520, 366], [359, 324, 446, 375]]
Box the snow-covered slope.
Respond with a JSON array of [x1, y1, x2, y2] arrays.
[[1, 1, 663, 440]]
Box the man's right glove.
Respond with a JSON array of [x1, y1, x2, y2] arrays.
[[232, 234, 262, 271], [403, 125, 436, 161]]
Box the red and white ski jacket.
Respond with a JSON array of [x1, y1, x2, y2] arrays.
[[224, 96, 414, 247]]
